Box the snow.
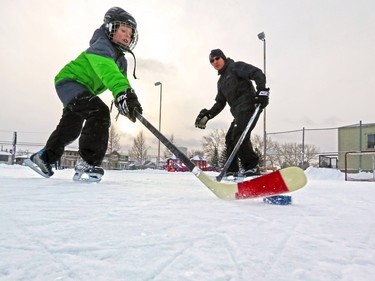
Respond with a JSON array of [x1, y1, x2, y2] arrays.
[[1, 164, 375, 281]]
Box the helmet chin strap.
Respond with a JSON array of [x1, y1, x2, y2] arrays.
[[115, 43, 137, 80], [127, 48, 137, 79]]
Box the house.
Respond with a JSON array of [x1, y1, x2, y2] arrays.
[[60, 149, 80, 169], [190, 155, 207, 170], [15, 155, 29, 165], [0, 151, 12, 164], [165, 155, 188, 172], [61, 149, 129, 170], [165, 155, 210, 172], [102, 151, 129, 170], [338, 122, 375, 172]]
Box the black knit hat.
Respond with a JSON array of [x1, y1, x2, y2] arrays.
[[209, 49, 226, 62]]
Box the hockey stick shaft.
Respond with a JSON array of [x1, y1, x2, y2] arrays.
[[216, 104, 261, 182], [134, 111, 196, 171]]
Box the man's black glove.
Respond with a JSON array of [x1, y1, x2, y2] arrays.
[[115, 88, 143, 123], [195, 108, 212, 129], [254, 88, 270, 109]]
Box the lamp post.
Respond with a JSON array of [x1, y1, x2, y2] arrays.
[[154, 81, 162, 168], [258, 32, 267, 166]]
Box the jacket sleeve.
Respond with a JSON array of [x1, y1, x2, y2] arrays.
[[208, 91, 226, 118], [86, 53, 131, 98], [232, 62, 267, 90]]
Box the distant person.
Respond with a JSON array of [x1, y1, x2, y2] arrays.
[[195, 49, 269, 177], [29, 7, 142, 182]]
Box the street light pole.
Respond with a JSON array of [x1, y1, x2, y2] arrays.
[[258, 32, 267, 166], [154, 81, 162, 168]]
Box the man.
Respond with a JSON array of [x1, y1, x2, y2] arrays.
[[195, 49, 269, 177], [29, 7, 142, 182]]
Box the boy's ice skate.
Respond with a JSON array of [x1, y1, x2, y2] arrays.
[[25, 149, 54, 178], [73, 159, 104, 183]]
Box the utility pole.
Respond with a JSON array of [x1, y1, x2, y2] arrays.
[[154, 82, 163, 168], [258, 32, 267, 166]]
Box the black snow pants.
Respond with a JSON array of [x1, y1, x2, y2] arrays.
[[42, 92, 111, 166], [225, 108, 262, 173]]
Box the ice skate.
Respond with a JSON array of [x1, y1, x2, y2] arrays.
[[73, 159, 104, 183], [28, 149, 54, 177]]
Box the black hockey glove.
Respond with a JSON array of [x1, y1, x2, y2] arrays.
[[115, 88, 143, 123], [254, 88, 270, 109], [195, 108, 212, 129]]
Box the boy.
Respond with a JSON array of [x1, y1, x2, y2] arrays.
[[30, 7, 142, 182]]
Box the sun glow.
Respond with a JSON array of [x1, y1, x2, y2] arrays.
[[115, 116, 139, 136]]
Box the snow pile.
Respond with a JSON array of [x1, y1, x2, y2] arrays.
[[305, 166, 344, 181], [305, 166, 375, 182]]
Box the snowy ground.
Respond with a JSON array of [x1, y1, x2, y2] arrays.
[[1, 164, 375, 281]]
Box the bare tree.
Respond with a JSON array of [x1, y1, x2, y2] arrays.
[[129, 130, 149, 164], [251, 134, 264, 163], [107, 124, 121, 153], [16, 148, 30, 157], [272, 142, 320, 168], [188, 149, 205, 159], [303, 144, 320, 167], [201, 128, 226, 168], [251, 134, 279, 166], [278, 142, 301, 167], [163, 134, 175, 159]]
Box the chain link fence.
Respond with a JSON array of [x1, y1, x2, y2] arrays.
[[264, 126, 339, 168]]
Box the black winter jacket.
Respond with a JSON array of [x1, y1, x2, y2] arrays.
[[209, 58, 266, 117]]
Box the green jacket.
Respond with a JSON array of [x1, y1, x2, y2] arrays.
[[55, 25, 131, 106]]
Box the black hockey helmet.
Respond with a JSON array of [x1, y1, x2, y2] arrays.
[[104, 7, 138, 51]]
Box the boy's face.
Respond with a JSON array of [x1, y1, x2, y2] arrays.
[[113, 25, 133, 47]]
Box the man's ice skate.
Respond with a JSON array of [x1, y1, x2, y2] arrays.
[[241, 165, 261, 177], [29, 149, 54, 177], [222, 166, 261, 183], [73, 159, 104, 183]]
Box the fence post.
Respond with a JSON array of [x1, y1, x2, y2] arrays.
[[301, 127, 305, 168], [263, 130, 267, 166], [359, 120, 362, 170], [12, 131, 17, 165]]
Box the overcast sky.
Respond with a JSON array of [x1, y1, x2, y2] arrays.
[[1, 0, 374, 155]]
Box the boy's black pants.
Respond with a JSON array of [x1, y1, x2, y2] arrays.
[[42, 92, 111, 166]]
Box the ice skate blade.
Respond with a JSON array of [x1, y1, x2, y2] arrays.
[[73, 172, 102, 183]]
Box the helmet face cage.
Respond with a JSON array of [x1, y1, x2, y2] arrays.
[[106, 21, 138, 51]]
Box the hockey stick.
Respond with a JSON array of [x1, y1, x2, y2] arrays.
[[216, 104, 261, 182], [134, 111, 195, 172], [134, 110, 307, 200]]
